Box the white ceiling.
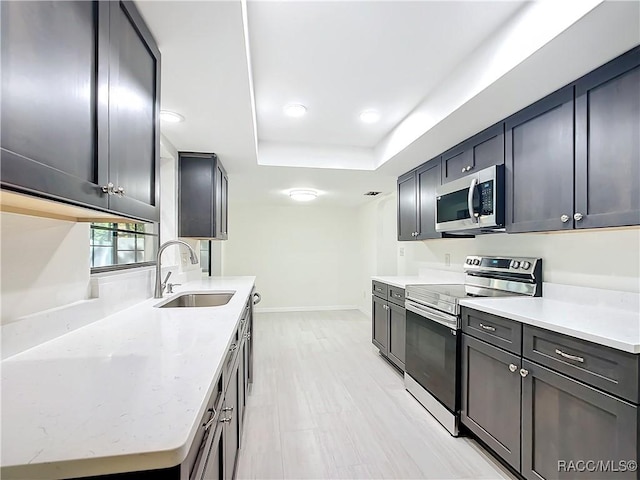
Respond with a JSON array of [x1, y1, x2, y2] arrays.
[[248, 1, 524, 149], [136, 0, 640, 207]]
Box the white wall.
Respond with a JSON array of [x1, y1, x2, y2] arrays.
[[356, 194, 398, 313], [222, 203, 362, 311], [0, 136, 200, 326], [0, 213, 91, 323], [398, 228, 640, 293]]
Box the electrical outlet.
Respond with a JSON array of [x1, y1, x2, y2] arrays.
[[181, 252, 188, 267], [399, 247, 405, 257], [445, 253, 451, 266]]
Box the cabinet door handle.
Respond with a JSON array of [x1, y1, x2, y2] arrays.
[[560, 214, 569, 223], [573, 212, 583, 221], [508, 364, 518, 373], [479, 323, 496, 332], [229, 343, 238, 352], [519, 368, 529, 377], [202, 407, 217, 430], [222, 406, 234, 412], [555, 348, 584, 363], [220, 417, 231, 423], [101, 182, 115, 195], [461, 167, 466, 173], [115, 186, 125, 197]]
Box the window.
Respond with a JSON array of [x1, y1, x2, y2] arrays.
[[90, 222, 158, 272], [200, 240, 211, 276]]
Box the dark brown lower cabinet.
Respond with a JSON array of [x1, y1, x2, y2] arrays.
[[461, 307, 639, 480], [521, 359, 638, 480], [461, 334, 521, 471], [199, 422, 223, 480], [387, 302, 406, 370], [371, 282, 407, 371], [223, 363, 239, 480], [372, 295, 389, 356]]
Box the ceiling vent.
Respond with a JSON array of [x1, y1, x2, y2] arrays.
[[364, 191, 382, 196]]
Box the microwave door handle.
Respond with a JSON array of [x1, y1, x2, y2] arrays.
[[467, 177, 479, 222]]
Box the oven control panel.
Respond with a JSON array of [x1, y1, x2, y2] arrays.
[[464, 255, 540, 274]]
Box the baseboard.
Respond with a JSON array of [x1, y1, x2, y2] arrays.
[[255, 305, 359, 313]]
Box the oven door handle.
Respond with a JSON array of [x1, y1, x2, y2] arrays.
[[468, 177, 479, 223], [406, 300, 459, 329]]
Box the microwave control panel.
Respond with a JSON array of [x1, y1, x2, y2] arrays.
[[479, 180, 493, 215]]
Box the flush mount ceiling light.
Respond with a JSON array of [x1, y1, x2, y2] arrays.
[[359, 109, 381, 124], [283, 104, 307, 118], [289, 189, 318, 202], [160, 110, 184, 123]]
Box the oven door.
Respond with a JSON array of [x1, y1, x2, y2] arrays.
[[405, 300, 460, 413]]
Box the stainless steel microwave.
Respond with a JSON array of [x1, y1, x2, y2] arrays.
[[435, 164, 505, 233]]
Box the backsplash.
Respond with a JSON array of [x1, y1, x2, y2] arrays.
[[1, 265, 203, 359], [0, 212, 91, 323], [398, 227, 640, 293]]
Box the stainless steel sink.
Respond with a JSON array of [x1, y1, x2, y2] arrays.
[[156, 291, 235, 308]]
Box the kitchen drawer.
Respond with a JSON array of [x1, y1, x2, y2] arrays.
[[372, 281, 388, 299], [388, 286, 405, 307], [523, 325, 640, 404], [462, 308, 522, 355]]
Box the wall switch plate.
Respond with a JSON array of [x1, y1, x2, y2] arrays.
[[399, 247, 405, 257], [445, 253, 451, 266]]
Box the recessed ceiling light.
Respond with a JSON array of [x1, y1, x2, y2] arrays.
[[359, 109, 381, 124], [283, 104, 307, 118], [160, 110, 184, 123], [289, 189, 317, 202]]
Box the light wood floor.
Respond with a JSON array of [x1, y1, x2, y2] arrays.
[[236, 310, 515, 480]]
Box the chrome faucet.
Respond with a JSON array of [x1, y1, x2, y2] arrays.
[[154, 240, 199, 298]]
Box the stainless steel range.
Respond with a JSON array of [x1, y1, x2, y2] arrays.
[[404, 255, 542, 436]]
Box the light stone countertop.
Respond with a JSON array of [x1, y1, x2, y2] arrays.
[[0, 276, 256, 480], [372, 270, 464, 288], [460, 293, 640, 354], [373, 276, 639, 354]]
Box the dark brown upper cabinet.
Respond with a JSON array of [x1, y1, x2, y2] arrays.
[[441, 122, 505, 184], [397, 169, 418, 241], [397, 157, 443, 241], [178, 152, 229, 239], [399, 47, 639, 236], [506, 46, 640, 233], [574, 46, 640, 229], [505, 86, 575, 233], [0, 1, 160, 222], [106, 1, 161, 222]]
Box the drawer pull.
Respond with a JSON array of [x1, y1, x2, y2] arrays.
[[555, 349, 584, 363], [479, 323, 496, 332], [394, 293, 401, 298], [229, 343, 238, 352]]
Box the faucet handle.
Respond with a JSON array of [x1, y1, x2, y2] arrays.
[[162, 271, 172, 285]]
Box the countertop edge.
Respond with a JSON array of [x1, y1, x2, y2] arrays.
[[459, 300, 640, 354], [1, 277, 256, 479]]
